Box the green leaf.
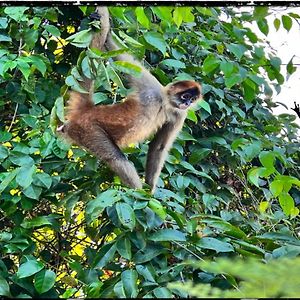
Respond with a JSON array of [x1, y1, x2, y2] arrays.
[[203, 219, 247, 239], [34, 172, 52, 189], [66, 29, 93, 48], [118, 31, 143, 47], [116, 237, 132, 260], [198, 100, 211, 114], [16, 164, 36, 189], [242, 78, 257, 102], [270, 180, 283, 197], [247, 167, 262, 187], [233, 240, 265, 255], [85, 190, 120, 223], [0, 17, 8, 29], [109, 7, 127, 22], [0, 34, 12, 42], [220, 61, 234, 77], [253, 7, 269, 20], [287, 57, 297, 75], [23, 185, 42, 200], [151, 7, 173, 25], [44, 24, 61, 37], [197, 237, 234, 253], [274, 18, 280, 31], [149, 229, 186, 242], [202, 55, 220, 74], [270, 56, 281, 70], [54, 96, 65, 122], [173, 7, 194, 27], [153, 287, 173, 298], [279, 192, 295, 216], [0, 131, 12, 142], [259, 151, 276, 168], [148, 199, 167, 220], [189, 148, 211, 164], [178, 131, 197, 141], [65, 75, 88, 93], [4, 7, 29, 21], [116, 202, 136, 230], [34, 269, 56, 294], [187, 109, 198, 122], [0, 277, 10, 296], [17, 259, 44, 278], [180, 161, 213, 181], [121, 270, 138, 298], [173, 7, 183, 27], [112, 61, 142, 77], [225, 74, 242, 88], [257, 18, 269, 36], [259, 201, 269, 213], [93, 243, 117, 269], [0, 169, 18, 193], [114, 281, 126, 298], [227, 44, 247, 61], [135, 7, 150, 29], [29, 55, 47, 76], [21, 216, 53, 229], [161, 59, 186, 69], [17, 59, 31, 81], [144, 32, 167, 54], [136, 265, 156, 283], [133, 245, 165, 264], [282, 15, 293, 31]]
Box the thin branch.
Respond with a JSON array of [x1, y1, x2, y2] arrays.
[[291, 101, 300, 118], [7, 103, 19, 132]]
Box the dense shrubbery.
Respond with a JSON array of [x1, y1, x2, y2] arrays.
[[0, 6, 299, 298]]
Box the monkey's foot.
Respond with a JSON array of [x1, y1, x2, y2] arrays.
[[89, 12, 101, 21]]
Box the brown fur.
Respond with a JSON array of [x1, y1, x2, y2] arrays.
[[58, 7, 202, 192]]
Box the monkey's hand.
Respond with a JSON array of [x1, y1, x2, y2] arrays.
[[89, 12, 101, 21]]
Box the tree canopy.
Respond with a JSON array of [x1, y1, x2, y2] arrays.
[[0, 5, 299, 298]]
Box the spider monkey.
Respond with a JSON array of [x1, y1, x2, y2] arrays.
[[58, 7, 202, 193]]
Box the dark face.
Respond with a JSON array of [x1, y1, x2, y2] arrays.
[[176, 87, 200, 110], [167, 81, 201, 110]]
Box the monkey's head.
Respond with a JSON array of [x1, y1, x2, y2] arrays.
[[166, 80, 201, 110]]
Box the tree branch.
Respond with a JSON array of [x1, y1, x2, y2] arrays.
[[291, 101, 300, 118]]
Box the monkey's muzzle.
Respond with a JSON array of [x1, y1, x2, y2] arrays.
[[179, 99, 193, 110], [56, 124, 65, 133]]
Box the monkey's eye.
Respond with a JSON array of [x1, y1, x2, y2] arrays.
[[181, 93, 191, 100]]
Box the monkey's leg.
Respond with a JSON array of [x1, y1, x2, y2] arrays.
[[146, 117, 185, 193], [84, 128, 142, 189]]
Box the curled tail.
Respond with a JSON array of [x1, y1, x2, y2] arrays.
[[66, 91, 94, 121], [63, 8, 109, 123]]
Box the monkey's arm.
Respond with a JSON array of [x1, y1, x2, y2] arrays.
[[145, 115, 186, 193]]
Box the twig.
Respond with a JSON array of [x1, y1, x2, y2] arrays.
[[7, 103, 19, 132], [291, 101, 300, 118]]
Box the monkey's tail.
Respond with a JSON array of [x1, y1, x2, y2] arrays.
[[66, 91, 94, 121]]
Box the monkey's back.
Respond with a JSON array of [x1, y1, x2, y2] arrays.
[[81, 97, 165, 148]]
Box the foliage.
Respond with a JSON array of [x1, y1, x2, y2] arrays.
[[0, 5, 299, 298], [169, 257, 300, 297]]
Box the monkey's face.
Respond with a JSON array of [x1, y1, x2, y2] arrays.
[[167, 81, 201, 110]]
